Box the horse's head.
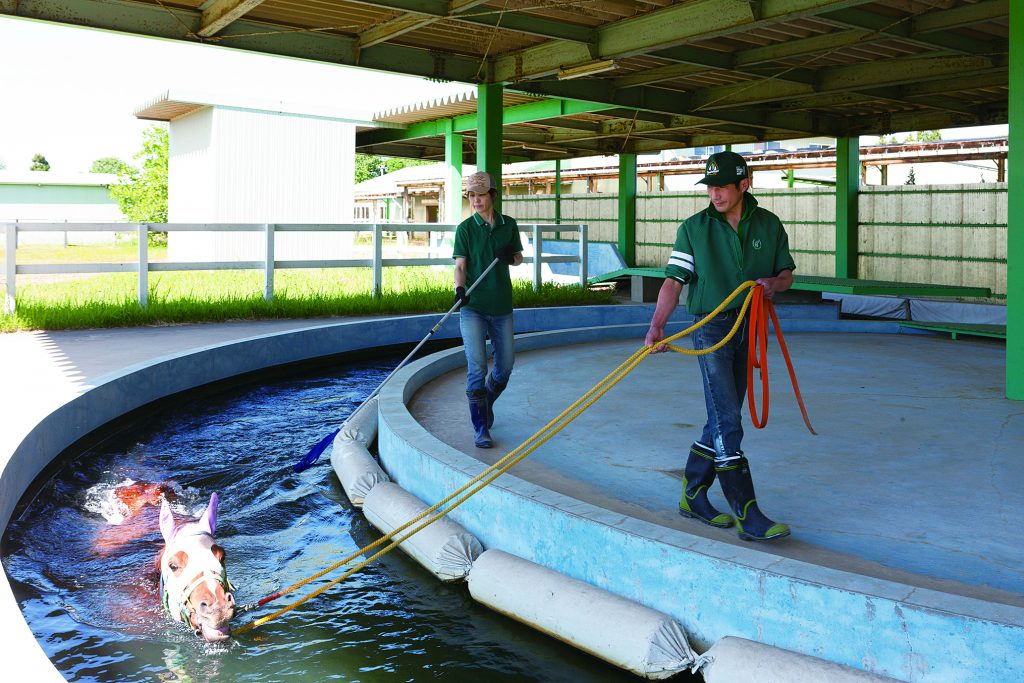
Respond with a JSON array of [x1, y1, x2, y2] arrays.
[[159, 493, 235, 642]]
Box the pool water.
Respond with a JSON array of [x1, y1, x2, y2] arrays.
[[3, 356, 644, 682]]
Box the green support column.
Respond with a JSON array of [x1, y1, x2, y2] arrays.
[[477, 83, 504, 213], [618, 153, 637, 267], [835, 136, 860, 278], [1008, 3, 1023, 399], [445, 126, 463, 224], [555, 160, 562, 224]]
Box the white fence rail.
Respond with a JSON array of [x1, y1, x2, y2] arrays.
[[1, 222, 588, 313]]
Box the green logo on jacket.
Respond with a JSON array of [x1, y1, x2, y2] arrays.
[[752, 238, 762, 250]]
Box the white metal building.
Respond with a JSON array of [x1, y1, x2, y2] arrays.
[[135, 90, 381, 262], [0, 171, 122, 244]]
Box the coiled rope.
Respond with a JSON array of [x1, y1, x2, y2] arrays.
[[235, 279, 813, 634]]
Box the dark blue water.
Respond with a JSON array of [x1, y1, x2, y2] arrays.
[[3, 355, 640, 682]]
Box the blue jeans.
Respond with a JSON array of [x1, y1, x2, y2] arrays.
[[459, 308, 515, 395], [691, 308, 749, 459]]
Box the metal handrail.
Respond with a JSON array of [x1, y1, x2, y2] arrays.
[[1, 222, 588, 313]]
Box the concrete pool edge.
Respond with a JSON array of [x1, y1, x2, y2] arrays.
[[376, 325, 1024, 683], [0, 305, 977, 682], [0, 304, 714, 681]]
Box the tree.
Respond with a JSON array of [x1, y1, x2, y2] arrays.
[[91, 157, 131, 175], [355, 154, 436, 183], [905, 130, 942, 143], [0, 158, 6, 170], [385, 157, 435, 174], [109, 125, 168, 223], [906, 167, 916, 185], [355, 153, 387, 183], [30, 154, 50, 171]]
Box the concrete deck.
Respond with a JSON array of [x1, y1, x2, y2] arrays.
[[379, 322, 1024, 682], [3, 309, 1023, 681], [409, 333, 1024, 605]]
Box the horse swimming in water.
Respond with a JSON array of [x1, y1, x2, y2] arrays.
[[158, 492, 236, 642]]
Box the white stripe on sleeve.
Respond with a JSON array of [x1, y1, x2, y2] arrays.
[[667, 250, 694, 270]]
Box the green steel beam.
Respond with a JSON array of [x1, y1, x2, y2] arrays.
[[445, 128, 463, 224], [618, 154, 637, 267], [823, 5, 998, 55], [492, 0, 873, 82], [764, 70, 1008, 119], [357, 98, 615, 146], [818, 54, 1001, 92], [477, 83, 504, 213], [350, 0, 597, 43], [1008, 1, 1022, 399], [845, 107, 1008, 138], [913, 0, 1007, 33], [1, 0, 483, 82], [835, 136, 859, 279]]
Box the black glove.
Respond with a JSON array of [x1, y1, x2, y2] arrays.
[[496, 243, 518, 265], [454, 286, 469, 308]]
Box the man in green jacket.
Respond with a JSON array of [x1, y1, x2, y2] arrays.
[[645, 151, 796, 541]]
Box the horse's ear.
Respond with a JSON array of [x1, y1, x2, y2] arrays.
[[160, 498, 178, 543], [198, 492, 218, 536]]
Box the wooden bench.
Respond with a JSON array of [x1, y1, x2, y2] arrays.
[[589, 267, 673, 302], [790, 276, 991, 299], [589, 269, 992, 303], [898, 322, 1006, 340]]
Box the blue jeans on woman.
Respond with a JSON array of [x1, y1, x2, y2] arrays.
[[459, 308, 515, 395], [692, 308, 749, 459]]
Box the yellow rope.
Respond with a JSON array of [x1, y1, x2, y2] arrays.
[[235, 281, 758, 635]]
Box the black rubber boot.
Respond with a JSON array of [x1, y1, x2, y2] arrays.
[[484, 374, 508, 429], [467, 390, 493, 448], [678, 442, 734, 528], [715, 454, 790, 541]]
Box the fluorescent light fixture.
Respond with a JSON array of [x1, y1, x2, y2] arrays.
[[520, 142, 565, 153], [556, 59, 619, 80]]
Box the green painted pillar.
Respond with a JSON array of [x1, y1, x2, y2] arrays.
[[477, 82, 504, 213], [445, 126, 463, 224], [1008, 3, 1023, 399], [618, 153, 637, 267], [786, 169, 795, 188], [835, 136, 860, 278], [555, 160, 562, 224]]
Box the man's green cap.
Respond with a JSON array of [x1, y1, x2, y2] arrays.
[[697, 151, 749, 187]]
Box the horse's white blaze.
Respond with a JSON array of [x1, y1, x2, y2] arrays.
[[159, 493, 235, 641]]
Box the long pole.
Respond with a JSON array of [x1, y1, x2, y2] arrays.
[[293, 257, 501, 472]]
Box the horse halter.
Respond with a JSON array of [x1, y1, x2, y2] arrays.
[[161, 531, 235, 635]]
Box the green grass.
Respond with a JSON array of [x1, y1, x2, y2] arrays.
[[1, 267, 614, 332]]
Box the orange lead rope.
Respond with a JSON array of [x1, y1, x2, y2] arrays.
[[746, 285, 817, 435]]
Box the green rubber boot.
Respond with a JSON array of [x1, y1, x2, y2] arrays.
[[678, 442, 734, 528], [715, 454, 790, 541]]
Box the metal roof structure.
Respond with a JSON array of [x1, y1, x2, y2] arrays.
[[352, 136, 1009, 198], [4, 1, 1009, 161], [133, 89, 389, 129]]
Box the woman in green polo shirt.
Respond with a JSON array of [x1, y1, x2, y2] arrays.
[[453, 171, 524, 448]]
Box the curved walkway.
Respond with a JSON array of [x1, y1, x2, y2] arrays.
[[3, 307, 1022, 682], [379, 322, 1024, 682]]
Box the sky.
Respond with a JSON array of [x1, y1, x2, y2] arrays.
[[0, 16, 472, 174], [0, 15, 1007, 176]]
